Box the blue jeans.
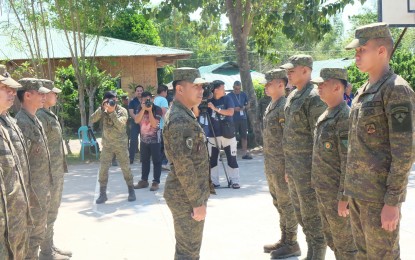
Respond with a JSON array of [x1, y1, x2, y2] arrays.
[[129, 123, 140, 161]]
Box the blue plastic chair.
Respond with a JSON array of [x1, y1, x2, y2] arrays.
[[78, 126, 99, 160]]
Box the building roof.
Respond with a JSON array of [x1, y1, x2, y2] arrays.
[[0, 28, 192, 61]]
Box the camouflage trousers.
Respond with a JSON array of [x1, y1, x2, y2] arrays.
[[26, 184, 51, 260], [285, 155, 326, 249], [165, 192, 205, 260], [349, 198, 400, 260], [40, 174, 64, 254], [316, 193, 356, 260], [99, 145, 133, 187], [0, 191, 11, 260], [264, 157, 298, 243]]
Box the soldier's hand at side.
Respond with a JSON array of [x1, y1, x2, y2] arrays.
[[285, 174, 288, 183], [381, 204, 400, 232], [338, 201, 349, 217], [192, 205, 207, 222]]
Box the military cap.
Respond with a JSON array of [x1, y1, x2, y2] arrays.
[[0, 65, 21, 89], [40, 79, 62, 93], [18, 78, 50, 93], [265, 69, 287, 82], [345, 22, 392, 50], [103, 90, 117, 99], [311, 68, 348, 84], [280, 54, 313, 69], [173, 67, 208, 84]]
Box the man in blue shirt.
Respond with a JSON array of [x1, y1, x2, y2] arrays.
[[207, 80, 240, 189], [128, 85, 144, 164], [343, 82, 354, 107], [154, 84, 170, 170], [227, 80, 252, 159]]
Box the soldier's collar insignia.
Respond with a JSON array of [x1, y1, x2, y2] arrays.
[[324, 142, 333, 150], [278, 118, 285, 123], [186, 137, 193, 149], [365, 123, 376, 134]]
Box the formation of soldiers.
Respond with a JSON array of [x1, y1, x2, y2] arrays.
[[0, 68, 71, 259], [163, 22, 415, 260]]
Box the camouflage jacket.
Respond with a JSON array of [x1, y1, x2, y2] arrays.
[[15, 108, 52, 190], [257, 96, 271, 121], [36, 108, 68, 180], [312, 101, 350, 201], [345, 70, 415, 206], [263, 97, 286, 160], [283, 82, 327, 155], [90, 105, 128, 148], [163, 100, 210, 208]]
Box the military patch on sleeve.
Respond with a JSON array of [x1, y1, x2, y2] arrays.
[[185, 137, 193, 149], [391, 103, 412, 132], [324, 141, 333, 150], [278, 118, 285, 127]]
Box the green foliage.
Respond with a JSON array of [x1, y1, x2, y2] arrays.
[[253, 79, 265, 100], [347, 50, 415, 93], [102, 8, 161, 46], [55, 63, 120, 133]]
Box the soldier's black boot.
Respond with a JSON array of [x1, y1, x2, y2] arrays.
[[311, 246, 326, 260], [128, 185, 136, 202], [302, 241, 313, 260], [96, 186, 107, 204], [264, 232, 286, 253], [270, 232, 301, 259]]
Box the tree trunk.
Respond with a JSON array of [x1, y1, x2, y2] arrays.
[[88, 88, 97, 127], [78, 83, 87, 126]]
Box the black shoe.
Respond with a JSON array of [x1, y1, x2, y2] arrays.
[[213, 184, 220, 188], [242, 154, 253, 159], [130, 159, 134, 164]]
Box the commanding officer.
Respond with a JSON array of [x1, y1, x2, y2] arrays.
[[90, 91, 136, 204], [37, 80, 71, 259], [0, 72, 31, 259], [344, 23, 415, 259], [280, 55, 327, 259], [15, 78, 54, 260], [163, 68, 210, 260], [310, 68, 357, 259], [261, 69, 301, 259]]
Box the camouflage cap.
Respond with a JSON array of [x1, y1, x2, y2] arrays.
[[310, 68, 348, 84], [173, 67, 204, 83], [280, 54, 313, 69], [18, 78, 50, 94], [0, 65, 21, 89], [345, 22, 392, 50], [40, 79, 62, 93], [265, 69, 287, 83]]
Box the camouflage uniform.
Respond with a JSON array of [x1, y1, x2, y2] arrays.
[[36, 80, 70, 257], [163, 68, 210, 260], [15, 78, 53, 260], [262, 69, 298, 249], [344, 23, 415, 259], [311, 68, 357, 259], [257, 95, 271, 131], [280, 55, 327, 257], [90, 104, 134, 187]]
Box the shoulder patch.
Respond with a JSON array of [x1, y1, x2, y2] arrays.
[[391, 103, 412, 132]]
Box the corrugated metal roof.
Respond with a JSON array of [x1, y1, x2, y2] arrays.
[[311, 58, 355, 78], [0, 28, 192, 60]]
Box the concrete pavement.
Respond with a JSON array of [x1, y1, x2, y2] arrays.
[[53, 155, 415, 260]]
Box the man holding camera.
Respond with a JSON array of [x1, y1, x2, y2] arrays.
[[133, 91, 163, 191], [128, 85, 144, 164], [90, 91, 136, 204], [207, 80, 240, 189]]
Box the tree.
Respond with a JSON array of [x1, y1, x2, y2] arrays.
[[156, 0, 366, 145]]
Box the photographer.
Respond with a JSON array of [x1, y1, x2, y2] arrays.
[[207, 80, 240, 189], [90, 91, 136, 204], [133, 91, 163, 191]]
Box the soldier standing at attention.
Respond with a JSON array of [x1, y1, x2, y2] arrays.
[[280, 55, 327, 259], [310, 68, 357, 259], [163, 68, 210, 260], [37, 80, 72, 260], [15, 78, 54, 260], [344, 22, 415, 259], [90, 91, 136, 204], [0, 71, 31, 259], [261, 69, 301, 259]]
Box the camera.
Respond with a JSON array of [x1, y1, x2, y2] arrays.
[[108, 99, 116, 107], [145, 99, 153, 108], [199, 83, 213, 112]]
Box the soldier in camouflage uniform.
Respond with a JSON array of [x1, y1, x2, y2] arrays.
[[280, 55, 327, 260], [257, 90, 271, 132], [0, 72, 31, 259], [310, 68, 357, 260], [163, 68, 210, 260], [344, 23, 415, 259], [36, 80, 71, 260], [15, 78, 53, 260], [90, 90, 136, 204], [260, 69, 301, 259]]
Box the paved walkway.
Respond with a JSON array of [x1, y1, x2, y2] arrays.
[[53, 153, 415, 260]]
